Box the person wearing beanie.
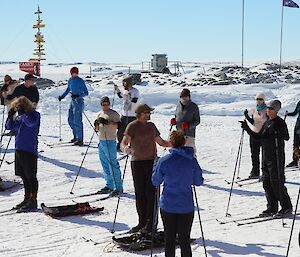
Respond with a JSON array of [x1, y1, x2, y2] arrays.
[[5, 96, 40, 212], [173, 88, 200, 152], [244, 92, 268, 178], [94, 96, 123, 196], [58, 67, 88, 146], [1, 75, 12, 106], [120, 103, 171, 233], [285, 100, 300, 167], [114, 75, 140, 151], [241, 100, 293, 218]]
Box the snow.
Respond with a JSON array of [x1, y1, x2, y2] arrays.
[[0, 63, 299, 257]]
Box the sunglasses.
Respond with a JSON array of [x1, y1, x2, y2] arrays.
[[256, 98, 264, 101], [143, 112, 151, 115], [101, 103, 110, 106], [267, 107, 274, 110]]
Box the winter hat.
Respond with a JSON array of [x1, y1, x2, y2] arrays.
[[100, 96, 110, 104], [123, 76, 133, 87], [180, 88, 191, 98], [135, 103, 154, 114], [267, 100, 281, 112], [70, 66, 79, 74], [255, 92, 266, 101], [24, 74, 36, 81]]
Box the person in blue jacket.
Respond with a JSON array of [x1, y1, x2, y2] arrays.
[[58, 67, 88, 146], [152, 130, 203, 257], [5, 96, 40, 212]]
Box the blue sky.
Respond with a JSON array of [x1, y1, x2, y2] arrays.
[[0, 0, 299, 64]]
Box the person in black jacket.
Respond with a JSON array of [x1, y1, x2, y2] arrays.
[[6, 74, 39, 108], [241, 100, 293, 217]]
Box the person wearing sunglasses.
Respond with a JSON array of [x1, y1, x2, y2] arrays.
[[241, 100, 292, 218], [244, 92, 268, 179], [94, 96, 122, 197]]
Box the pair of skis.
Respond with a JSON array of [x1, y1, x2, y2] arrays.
[[225, 177, 261, 187], [216, 212, 299, 226]]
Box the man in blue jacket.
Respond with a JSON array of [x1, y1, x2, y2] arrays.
[[58, 67, 88, 146]]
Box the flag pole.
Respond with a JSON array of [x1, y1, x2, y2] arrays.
[[279, 2, 284, 72], [241, 0, 245, 69]]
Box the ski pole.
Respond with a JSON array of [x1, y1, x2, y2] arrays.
[[274, 133, 286, 227], [193, 185, 208, 257], [111, 154, 129, 233], [235, 128, 244, 179], [286, 187, 300, 257], [0, 105, 5, 145], [70, 130, 96, 194], [59, 100, 62, 141], [0, 133, 13, 170], [150, 186, 160, 257], [225, 128, 244, 216], [83, 111, 98, 133], [112, 87, 116, 109]]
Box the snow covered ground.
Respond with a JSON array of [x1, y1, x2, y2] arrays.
[[0, 63, 299, 257]]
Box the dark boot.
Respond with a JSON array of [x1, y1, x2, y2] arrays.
[[17, 193, 37, 213], [73, 140, 83, 146], [13, 193, 30, 210]]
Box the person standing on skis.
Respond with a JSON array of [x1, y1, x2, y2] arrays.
[[121, 103, 171, 233], [152, 130, 203, 257], [94, 96, 123, 197], [244, 92, 268, 178], [241, 100, 293, 217], [114, 75, 139, 151], [58, 67, 88, 146]]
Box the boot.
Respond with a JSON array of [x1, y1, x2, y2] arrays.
[[17, 193, 37, 213], [73, 140, 83, 146], [13, 193, 30, 210]]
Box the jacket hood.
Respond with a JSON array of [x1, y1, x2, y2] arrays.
[[169, 147, 194, 160]]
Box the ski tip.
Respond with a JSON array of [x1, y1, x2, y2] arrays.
[[70, 192, 74, 195]]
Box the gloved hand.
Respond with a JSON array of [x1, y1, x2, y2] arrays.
[[99, 117, 109, 125], [170, 117, 176, 125], [244, 109, 248, 116], [18, 106, 25, 115], [181, 121, 190, 130], [94, 119, 100, 127], [239, 120, 247, 130], [58, 95, 64, 101], [8, 108, 16, 119], [71, 94, 80, 99], [114, 84, 121, 94]]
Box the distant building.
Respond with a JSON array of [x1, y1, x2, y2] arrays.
[[151, 54, 168, 73]]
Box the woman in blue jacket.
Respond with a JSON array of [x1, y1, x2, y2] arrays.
[[5, 96, 40, 212], [152, 130, 203, 257]]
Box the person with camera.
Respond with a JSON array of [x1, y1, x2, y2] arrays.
[[5, 96, 40, 212], [171, 89, 200, 152], [241, 100, 292, 217], [114, 75, 139, 151], [58, 67, 88, 146], [244, 92, 268, 178], [94, 96, 122, 197]]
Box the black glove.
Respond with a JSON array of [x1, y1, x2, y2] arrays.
[[58, 95, 64, 101], [99, 117, 109, 125], [71, 94, 80, 99], [239, 120, 247, 130], [244, 109, 248, 116], [8, 108, 16, 119], [94, 119, 100, 127]]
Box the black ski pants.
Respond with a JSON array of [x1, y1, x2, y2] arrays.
[[292, 126, 300, 161], [262, 159, 292, 212], [250, 136, 261, 176], [161, 210, 194, 257], [131, 160, 155, 228], [15, 150, 38, 194], [117, 116, 136, 148]]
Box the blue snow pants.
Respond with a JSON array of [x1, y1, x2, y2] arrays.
[[68, 98, 84, 141]]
